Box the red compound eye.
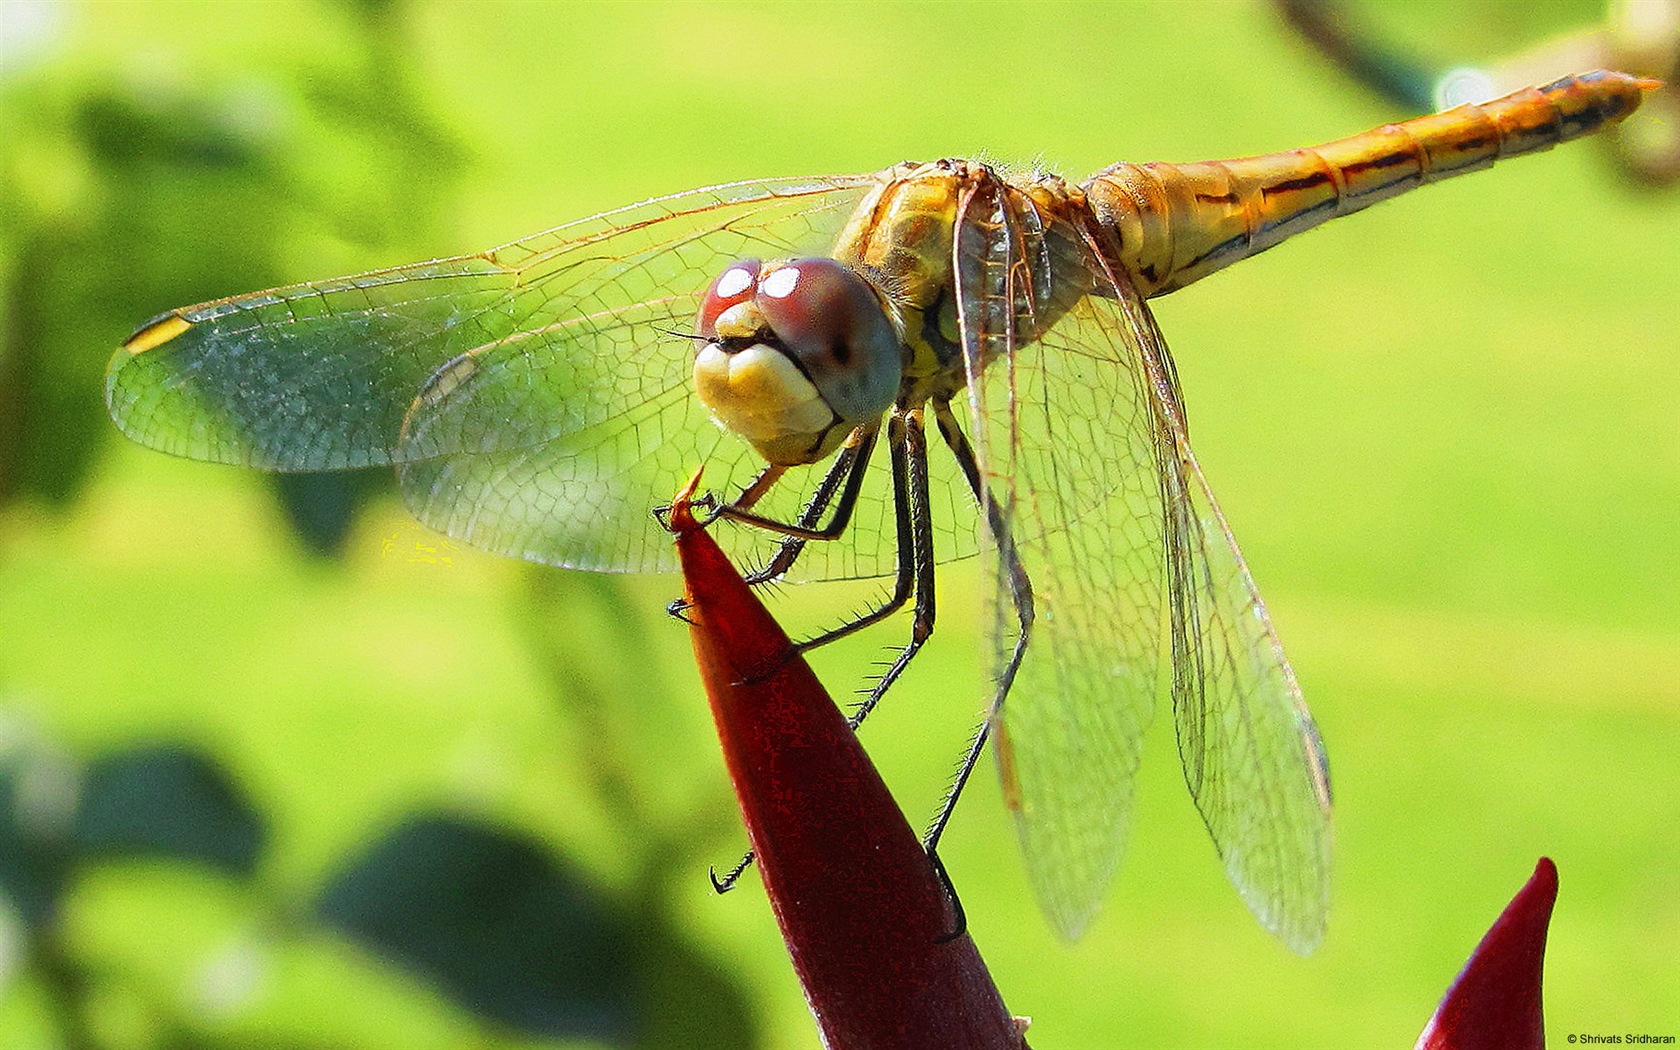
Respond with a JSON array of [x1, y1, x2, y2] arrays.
[[697, 258, 762, 337], [755, 258, 881, 368], [755, 258, 902, 425]]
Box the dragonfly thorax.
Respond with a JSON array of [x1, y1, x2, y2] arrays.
[[693, 257, 902, 466], [828, 160, 1095, 405]]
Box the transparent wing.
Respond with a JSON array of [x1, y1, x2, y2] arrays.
[[389, 176, 873, 574], [952, 183, 1169, 941], [1113, 283, 1334, 954], [106, 176, 869, 471], [958, 185, 1332, 949], [106, 173, 981, 577], [396, 288, 980, 577], [388, 177, 984, 578], [106, 255, 529, 470]]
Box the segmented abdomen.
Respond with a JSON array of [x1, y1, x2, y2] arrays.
[[1084, 70, 1652, 297]]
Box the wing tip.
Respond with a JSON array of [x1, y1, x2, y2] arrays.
[[121, 312, 193, 356], [1242, 866, 1331, 955], [1278, 912, 1328, 955]]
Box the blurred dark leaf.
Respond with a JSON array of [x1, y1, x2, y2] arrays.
[[76, 84, 274, 170], [0, 77, 297, 510], [73, 743, 265, 877], [0, 757, 75, 927], [315, 812, 642, 1043], [273, 468, 389, 557]]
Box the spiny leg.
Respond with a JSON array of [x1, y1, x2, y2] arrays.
[[847, 404, 938, 730], [715, 422, 879, 547], [663, 430, 874, 622], [708, 849, 757, 893], [792, 409, 917, 654], [717, 417, 918, 654], [739, 424, 879, 585], [706, 418, 909, 894], [924, 398, 1035, 853]]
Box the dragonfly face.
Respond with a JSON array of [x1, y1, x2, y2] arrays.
[[693, 257, 902, 466]]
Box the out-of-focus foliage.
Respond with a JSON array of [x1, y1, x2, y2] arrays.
[[1274, 0, 1680, 184], [73, 744, 265, 876], [0, 727, 750, 1049], [0, 735, 76, 928], [316, 812, 753, 1045], [0, 0, 460, 549], [0, 1, 759, 1047]]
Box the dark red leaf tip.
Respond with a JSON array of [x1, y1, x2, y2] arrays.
[[1415, 857, 1559, 1050]]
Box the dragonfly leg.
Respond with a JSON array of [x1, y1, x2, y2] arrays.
[[704, 419, 908, 892], [786, 409, 917, 656], [729, 422, 881, 585], [846, 405, 937, 730], [929, 846, 969, 943], [663, 428, 879, 642], [708, 847, 757, 894], [717, 418, 924, 662], [707, 410, 930, 887], [728, 463, 788, 515], [923, 399, 1035, 853]]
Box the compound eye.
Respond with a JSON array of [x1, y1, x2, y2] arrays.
[[755, 258, 876, 369], [754, 258, 902, 424], [697, 259, 762, 337]]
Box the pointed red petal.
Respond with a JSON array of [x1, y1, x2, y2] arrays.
[[1415, 857, 1559, 1050], [669, 487, 1026, 1049]]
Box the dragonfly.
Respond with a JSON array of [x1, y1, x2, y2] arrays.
[[107, 71, 1651, 954]]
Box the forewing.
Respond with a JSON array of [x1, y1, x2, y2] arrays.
[[1110, 265, 1334, 954], [107, 256, 523, 470], [391, 175, 981, 578], [105, 175, 867, 472], [106, 174, 942, 576], [390, 177, 885, 573], [952, 183, 1170, 940]]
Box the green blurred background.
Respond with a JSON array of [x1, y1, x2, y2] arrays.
[[1, 0, 1676, 1046]]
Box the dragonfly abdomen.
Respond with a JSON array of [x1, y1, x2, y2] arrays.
[[1085, 70, 1653, 297]]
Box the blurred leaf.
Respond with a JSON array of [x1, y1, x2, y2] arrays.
[[0, 75, 294, 510], [0, 754, 75, 927], [315, 812, 642, 1043], [73, 744, 265, 877], [0, 0, 465, 543], [272, 469, 389, 557]]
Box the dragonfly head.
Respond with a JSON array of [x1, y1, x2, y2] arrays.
[[693, 257, 901, 466]]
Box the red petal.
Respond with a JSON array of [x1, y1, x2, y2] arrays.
[[669, 483, 1026, 1049], [1415, 857, 1559, 1050]]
